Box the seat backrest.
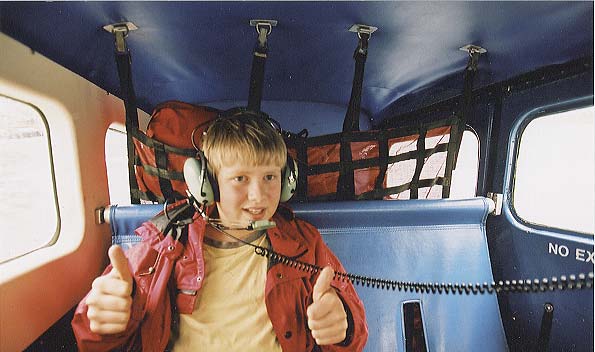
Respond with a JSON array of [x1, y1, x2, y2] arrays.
[[107, 198, 507, 351]]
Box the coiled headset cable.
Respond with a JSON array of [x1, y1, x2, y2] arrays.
[[181, 197, 595, 295], [206, 217, 594, 295]]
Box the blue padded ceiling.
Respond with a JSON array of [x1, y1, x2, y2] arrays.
[[1, 1, 593, 128]]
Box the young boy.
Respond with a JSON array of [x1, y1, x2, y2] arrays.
[[72, 111, 368, 351]]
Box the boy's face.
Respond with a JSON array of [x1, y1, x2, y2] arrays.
[[215, 161, 282, 237]]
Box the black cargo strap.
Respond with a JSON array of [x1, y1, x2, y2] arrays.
[[337, 32, 370, 200], [114, 48, 141, 204], [456, 49, 480, 165], [154, 142, 175, 202], [442, 48, 481, 198], [247, 24, 270, 112], [342, 32, 369, 133], [410, 127, 427, 199], [113, 28, 183, 204]]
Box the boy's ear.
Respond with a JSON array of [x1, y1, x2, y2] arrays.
[[184, 153, 216, 206], [280, 156, 298, 202]]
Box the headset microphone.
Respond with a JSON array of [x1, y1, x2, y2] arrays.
[[205, 218, 277, 231], [186, 194, 277, 231], [207, 219, 277, 231], [185, 185, 277, 231], [246, 220, 277, 231]]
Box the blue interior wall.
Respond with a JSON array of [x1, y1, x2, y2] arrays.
[[486, 71, 594, 351]]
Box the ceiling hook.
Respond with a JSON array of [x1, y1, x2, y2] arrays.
[[349, 24, 377, 56], [459, 44, 487, 71], [349, 24, 378, 39], [103, 22, 138, 53], [250, 19, 278, 48]]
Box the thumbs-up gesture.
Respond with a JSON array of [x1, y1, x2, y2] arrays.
[[86, 245, 133, 335], [307, 266, 348, 345]]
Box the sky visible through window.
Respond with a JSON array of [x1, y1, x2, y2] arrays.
[[0, 96, 58, 263], [514, 107, 594, 235]]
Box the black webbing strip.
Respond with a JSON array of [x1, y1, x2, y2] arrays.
[[139, 164, 185, 181], [454, 51, 479, 167], [115, 50, 140, 204], [424, 140, 450, 157], [115, 52, 139, 130], [154, 142, 175, 201], [131, 129, 196, 157], [337, 33, 370, 200], [374, 130, 389, 191], [419, 135, 450, 198], [342, 32, 369, 133], [337, 134, 355, 200], [419, 174, 442, 199], [482, 94, 503, 196], [247, 37, 268, 112], [296, 137, 308, 201], [442, 125, 458, 198], [410, 127, 427, 199], [443, 53, 478, 197], [126, 135, 141, 204]]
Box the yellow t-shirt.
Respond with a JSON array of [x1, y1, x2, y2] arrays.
[[173, 232, 282, 351]]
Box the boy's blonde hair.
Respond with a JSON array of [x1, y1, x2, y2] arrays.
[[202, 112, 287, 177]]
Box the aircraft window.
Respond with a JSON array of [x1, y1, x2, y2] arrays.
[[386, 130, 479, 199], [513, 106, 594, 235], [105, 123, 131, 205], [0, 95, 58, 263]]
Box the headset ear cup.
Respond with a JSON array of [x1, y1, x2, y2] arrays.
[[280, 156, 298, 202], [183, 154, 215, 206]]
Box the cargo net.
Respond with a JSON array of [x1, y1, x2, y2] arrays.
[[286, 117, 462, 201]]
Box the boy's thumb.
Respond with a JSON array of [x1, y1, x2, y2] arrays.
[[108, 245, 133, 284], [313, 266, 334, 302]]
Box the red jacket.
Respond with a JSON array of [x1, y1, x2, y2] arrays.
[[72, 204, 368, 351]]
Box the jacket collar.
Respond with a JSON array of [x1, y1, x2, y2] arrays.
[[187, 203, 308, 260], [267, 204, 308, 258]]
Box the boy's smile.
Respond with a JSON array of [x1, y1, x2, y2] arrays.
[[210, 162, 282, 240]]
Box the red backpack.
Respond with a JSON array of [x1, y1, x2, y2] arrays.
[[131, 101, 219, 202]]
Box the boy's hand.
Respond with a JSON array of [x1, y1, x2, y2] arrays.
[[85, 245, 133, 335], [307, 266, 348, 345]]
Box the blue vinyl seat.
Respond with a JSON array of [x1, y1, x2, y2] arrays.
[[106, 197, 507, 351]]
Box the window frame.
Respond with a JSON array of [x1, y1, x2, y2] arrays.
[[0, 94, 61, 264], [503, 95, 594, 238]]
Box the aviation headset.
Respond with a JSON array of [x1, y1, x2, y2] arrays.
[[184, 108, 298, 206]]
